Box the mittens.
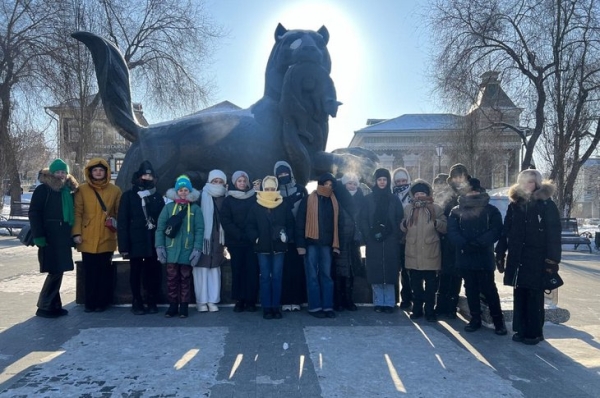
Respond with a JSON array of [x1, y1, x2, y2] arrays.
[[189, 249, 201, 267], [156, 246, 167, 264]]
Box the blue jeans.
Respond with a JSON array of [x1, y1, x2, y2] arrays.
[[304, 245, 334, 311], [372, 283, 395, 307], [258, 253, 284, 309]]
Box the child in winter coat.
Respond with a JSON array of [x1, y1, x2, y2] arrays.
[[401, 179, 447, 322], [155, 175, 204, 318]]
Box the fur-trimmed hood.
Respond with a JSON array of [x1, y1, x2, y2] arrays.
[[408, 178, 433, 199], [508, 180, 556, 203], [165, 187, 201, 202], [38, 168, 79, 192]]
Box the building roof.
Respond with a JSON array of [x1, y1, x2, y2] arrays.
[[355, 113, 465, 133], [191, 100, 242, 115], [471, 71, 518, 110]]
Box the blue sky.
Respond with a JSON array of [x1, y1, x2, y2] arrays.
[[197, 0, 437, 151]]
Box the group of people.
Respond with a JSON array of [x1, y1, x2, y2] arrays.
[[28, 156, 561, 345]]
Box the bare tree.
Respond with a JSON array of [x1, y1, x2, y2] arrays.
[[428, 0, 600, 215], [0, 0, 61, 202]]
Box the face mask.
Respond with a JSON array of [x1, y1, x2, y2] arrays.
[[138, 179, 155, 189], [278, 175, 291, 185]]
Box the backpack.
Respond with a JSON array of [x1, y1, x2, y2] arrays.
[[164, 205, 188, 238]]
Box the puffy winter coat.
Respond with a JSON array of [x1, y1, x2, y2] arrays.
[[117, 187, 165, 258], [495, 182, 561, 290], [29, 170, 78, 273], [220, 192, 256, 248], [245, 202, 294, 254], [359, 192, 404, 284], [155, 188, 204, 265], [73, 158, 122, 253], [447, 193, 502, 271]]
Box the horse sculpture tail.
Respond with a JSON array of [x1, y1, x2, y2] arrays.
[[71, 31, 142, 142]]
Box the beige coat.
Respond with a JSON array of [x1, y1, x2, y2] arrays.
[[401, 201, 447, 271], [73, 158, 122, 253]]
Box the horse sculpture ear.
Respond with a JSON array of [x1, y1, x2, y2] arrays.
[[317, 26, 330, 45], [275, 23, 288, 41]]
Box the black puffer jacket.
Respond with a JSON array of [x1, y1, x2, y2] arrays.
[[220, 192, 256, 247], [495, 182, 561, 290], [117, 187, 165, 258], [245, 202, 294, 254], [28, 170, 79, 273], [447, 193, 502, 271]]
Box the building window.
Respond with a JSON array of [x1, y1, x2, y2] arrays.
[[93, 128, 103, 144], [114, 158, 124, 173]]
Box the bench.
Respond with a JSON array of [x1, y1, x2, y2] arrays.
[[0, 201, 30, 236], [560, 218, 592, 253]]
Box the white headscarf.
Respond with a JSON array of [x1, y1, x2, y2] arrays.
[[201, 170, 227, 255]]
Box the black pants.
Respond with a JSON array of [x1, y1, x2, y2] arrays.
[[130, 256, 162, 305], [83, 252, 114, 310], [334, 275, 355, 307], [409, 269, 439, 315], [436, 271, 462, 314], [281, 243, 307, 305], [395, 244, 412, 305], [462, 269, 502, 318], [37, 272, 63, 311], [513, 287, 545, 339], [229, 246, 259, 304]]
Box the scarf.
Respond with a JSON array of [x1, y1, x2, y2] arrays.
[[137, 187, 157, 229], [61, 186, 75, 226], [408, 196, 436, 226], [305, 185, 339, 249], [257, 191, 283, 209], [201, 183, 227, 255], [228, 188, 256, 200]]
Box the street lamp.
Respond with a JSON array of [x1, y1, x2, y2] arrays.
[[436, 144, 444, 174]]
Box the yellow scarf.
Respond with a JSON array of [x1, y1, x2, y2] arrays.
[[305, 185, 339, 249], [257, 191, 283, 209]]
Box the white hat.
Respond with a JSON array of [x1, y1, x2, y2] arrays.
[[262, 176, 278, 190], [208, 169, 227, 183]]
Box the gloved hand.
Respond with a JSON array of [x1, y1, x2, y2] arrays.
[[333, 248, 340, 255], [156, 246, 167, 264], [73, 235, 82, 244], [495, 254, 505, 274], [280, 230, 287, 243], [544, 259, 559, 273], [374, 232, 384, 242], [189, 249, 201, 267], [33, 237, 47, 248], [297, 247, 306, 256]]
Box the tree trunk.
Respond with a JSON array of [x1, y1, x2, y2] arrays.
[[0, 83, 22, 206]]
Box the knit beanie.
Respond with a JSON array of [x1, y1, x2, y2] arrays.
[[374, 168, 391, 184], [318, 172, 337, 187], [262, 176, 278, 190], [392, 167, 410, 184], [231, 170, 249, 185], [132, 160, 155, 183], [433, 173, 449, 186], [174, 175, 192, 191], [468, 177, 485, 193], [341, 173, 359, 185], [410, 181, 431, 196], [49, 158, 69, 174], [275, 164, 291, 177], [208, 169, 227, 183]]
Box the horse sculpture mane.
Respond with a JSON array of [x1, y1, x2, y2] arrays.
[[72, 24, 376, 192]]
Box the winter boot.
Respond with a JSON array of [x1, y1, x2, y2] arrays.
[[492, 314, 508, 335], [464, 313, 482, 332], [179, 303, 189, 318], [165, 303, 178, 318], [131, 299, 146, 315]]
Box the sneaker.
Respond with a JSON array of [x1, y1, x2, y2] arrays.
[[197, 303, 208, 312], [207, 303, 219, 312], [282, 305, 292, 312], [291, 304, 301, 311], [464, 320, 482, 332]]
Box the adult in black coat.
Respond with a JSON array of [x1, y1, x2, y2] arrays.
[[332, 173, 364, 311], [221, 170, 259, 312], [117, 161, 165, 314], [447, 178, 506, 334], [495, 170, 561, 345], [245, 176, 295, 319], [28, 159, 79, 318], [359, 168, 404, 313]]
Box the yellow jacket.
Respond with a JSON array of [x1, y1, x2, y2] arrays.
[[73, 158, 122, 253]]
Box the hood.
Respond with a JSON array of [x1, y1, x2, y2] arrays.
[[408, 179, 433, 199], [165, 187, 201, 202], [508, 180, 556, 203], [274, 160, 295, 179], [392, 167, 411, 184], [38, 168, 79, 192], [84, 157, 111, 188]]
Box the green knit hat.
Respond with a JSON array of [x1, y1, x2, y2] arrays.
[[49, 158, 69, 174]]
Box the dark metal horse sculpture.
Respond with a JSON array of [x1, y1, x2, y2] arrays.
[[72, 24, 377, 192]]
